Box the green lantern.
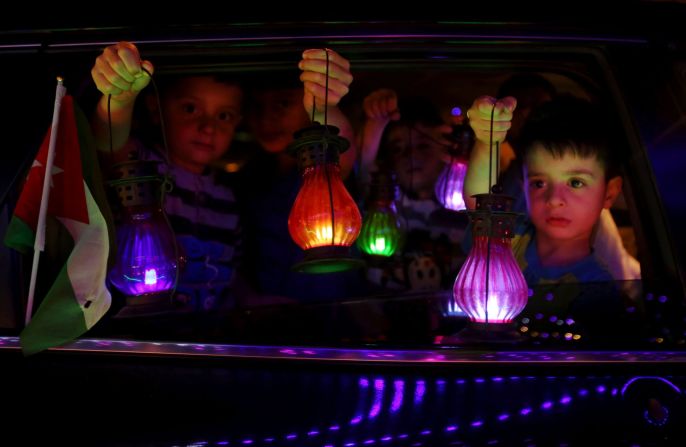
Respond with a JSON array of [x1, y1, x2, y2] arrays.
[[358, 169, 403, 257]]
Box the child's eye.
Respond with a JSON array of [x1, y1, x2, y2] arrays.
[[569, 178, 585, 188], [182, 103, 197, 114], [218, 111, 239, 123], [388, 144, 406, 157], [529, 179, 546, 189], [277, 100, 292, 110]]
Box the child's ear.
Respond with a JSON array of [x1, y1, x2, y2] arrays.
[[145, 94, 161, 125], [603, 176, 623, 208]]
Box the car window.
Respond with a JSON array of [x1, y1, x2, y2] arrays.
[[0, 22, 684, 351]]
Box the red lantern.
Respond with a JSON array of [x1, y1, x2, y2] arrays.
[[288, 124, 362, 273]]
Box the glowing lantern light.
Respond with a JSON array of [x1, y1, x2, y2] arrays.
[[108, 160, 178, 304], [288, 124, 362, 273], [358, 169, 403, 257]]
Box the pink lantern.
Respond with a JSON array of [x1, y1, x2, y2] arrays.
[[451, 193, 528, 335]]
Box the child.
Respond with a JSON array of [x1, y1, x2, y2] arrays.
[[465, 95, 623, 284], [358, 89, 469, 291], [464, 95, 639, 341], [245, 49, 357, 178], [236, 49, 365, 302], [91, 41, 244, 312]]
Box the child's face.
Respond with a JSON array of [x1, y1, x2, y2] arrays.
[[524, 144, 619, 244], [246, 88, 311, 154], [162, 76, 242, 174], [386, 124, 446, 200]]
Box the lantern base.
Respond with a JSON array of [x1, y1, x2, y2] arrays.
[[113, 291, 178, 318], [292, 246, 365, 274], [440, 321, 521, 346]]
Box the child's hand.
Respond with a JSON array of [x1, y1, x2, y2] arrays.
[[467, 95, 517, 145], [363, 88, 400, 125], [299, 48, 353, 113], [91, 41, 154, 104]]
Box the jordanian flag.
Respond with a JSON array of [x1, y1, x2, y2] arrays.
[[4, 94, 114, 356]]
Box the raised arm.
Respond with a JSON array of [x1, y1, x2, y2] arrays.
[[463, 95, 517, 209], [357, 88, 400, 185], [299, 48, 357, 178], [90, 41, 154, 156]]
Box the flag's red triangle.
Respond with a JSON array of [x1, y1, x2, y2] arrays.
[[14, 95, 89, 231]]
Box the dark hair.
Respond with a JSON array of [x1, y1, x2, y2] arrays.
[[244, 70, 303, 96], [378, 96, 444, 161], [497, 73, 557, 102], [156, 73, 243, 98], [395, 96, 444, 128], [519, 95, 620, 179]]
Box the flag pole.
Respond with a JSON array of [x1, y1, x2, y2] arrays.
[[25, 77, 67, 326]]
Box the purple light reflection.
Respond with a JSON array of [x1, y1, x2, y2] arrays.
[[621, 376, 682, 396], [414, 380, 426, 405], [369, 379, 385, 419], [391, 380, 404, 413]]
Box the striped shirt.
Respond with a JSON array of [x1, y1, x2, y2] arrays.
[[134, 140, 242, 310]]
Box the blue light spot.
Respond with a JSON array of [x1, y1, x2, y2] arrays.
[[498, 413, 510, 421], [560, 396, 572, 404], [451, 107, 462, 116]]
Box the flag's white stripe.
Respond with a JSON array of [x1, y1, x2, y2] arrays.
[[58, 182, 111, 329]]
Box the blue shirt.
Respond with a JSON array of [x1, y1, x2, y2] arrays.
[[514, 223, 614, 285]]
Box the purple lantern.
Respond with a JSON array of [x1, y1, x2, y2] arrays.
[[435, 158, 468, 211], [108, 160, 178, 301]]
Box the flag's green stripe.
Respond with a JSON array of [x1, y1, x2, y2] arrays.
[[4, 216, 35, 254], [20, 265, 87, 357]]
